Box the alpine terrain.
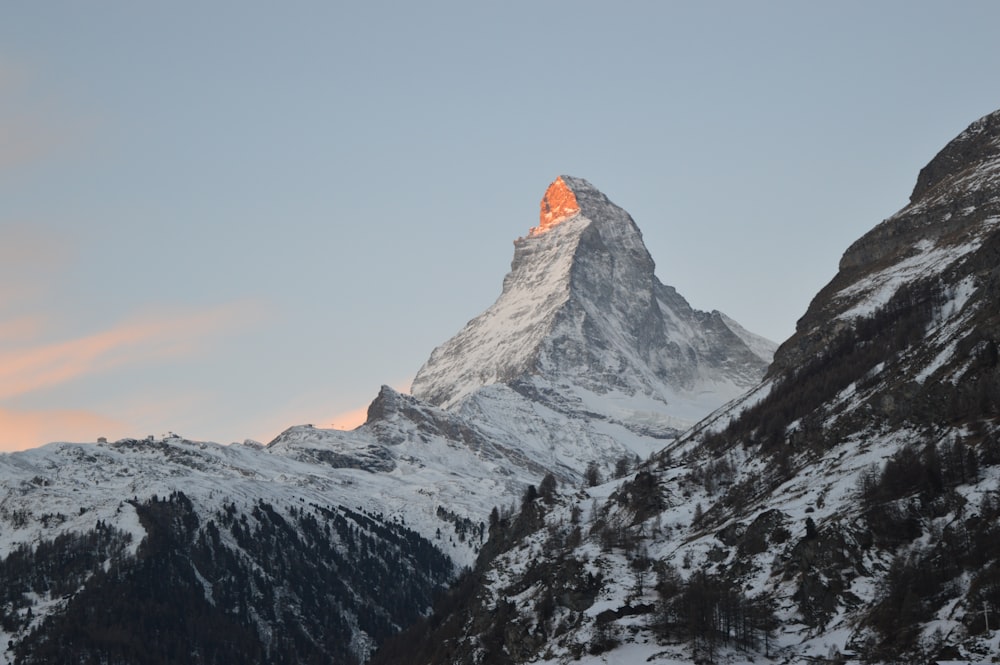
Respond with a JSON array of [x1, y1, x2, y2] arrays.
[[0, 177, 774, 663], [372, 110, 1000, 665]]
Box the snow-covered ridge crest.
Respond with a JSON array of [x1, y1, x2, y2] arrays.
[[0, 174, 781, 662], [410, 211, 590, 408], [385, 109, 1000, 665], [411, 175, 775, 433]]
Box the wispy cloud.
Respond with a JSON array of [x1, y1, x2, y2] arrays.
[[0, 302, 264, 450], [0, 62, 270, 452], [0, 303, 260, 402]]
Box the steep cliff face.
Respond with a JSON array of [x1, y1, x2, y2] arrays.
[[411, 176, 775, 436], [0, 174, 780, 664], [772, 109, 1000, 381], [375, 111, 1000, 665], [531, 175, 581, 236]]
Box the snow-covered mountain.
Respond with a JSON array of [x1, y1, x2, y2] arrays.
[[0, 177, 774, 664], [374, 110, 1000, 665], [412, 176, 775, 438]]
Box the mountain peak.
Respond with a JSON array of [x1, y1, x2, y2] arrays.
[[410, 175, 775, 430], [773, 108, 1000, 377], [910, 109, 1000, 203], [530, 176, 581, 236]]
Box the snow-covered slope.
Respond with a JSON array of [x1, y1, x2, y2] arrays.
[[0, 434, 459, 663], [375, 110, 1000, 665], [0, 175, 777, 663], [411, 176, 776, 437]]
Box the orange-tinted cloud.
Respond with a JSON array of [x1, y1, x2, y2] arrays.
[[0, 406, 131, 452], [0, 220, 264, 450], [0, 302, 260, 402]]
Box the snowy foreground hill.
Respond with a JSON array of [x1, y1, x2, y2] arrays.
[[12, 104, 1000, 664], [0, 177, 773, 664], [371, 110, 1000, 664]]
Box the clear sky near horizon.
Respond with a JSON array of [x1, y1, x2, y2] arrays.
[[2, 2, 999, 451]]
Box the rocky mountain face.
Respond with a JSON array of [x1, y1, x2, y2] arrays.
[[373, 110, 1000, 665], [0, 178, 773, 664], [412, 175, 775, 438], [771, 108, 1000, 384]]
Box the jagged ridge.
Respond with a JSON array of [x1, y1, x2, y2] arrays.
[[0, 173, 778, 663], [375, 110, 1000, 665], [411, 175, 775, 435]]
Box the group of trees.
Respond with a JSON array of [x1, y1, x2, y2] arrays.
[[856, 430, 1000, 549], [8, 492, 453, 665], [853, 426, 1000, 660], [652, 566, 777, 661], [704, 276, 951, 460], [0, 521, 133, 636], [860, 438, 979, 507], [859, 490, 1000, 661], [435, 506, 486, 545]]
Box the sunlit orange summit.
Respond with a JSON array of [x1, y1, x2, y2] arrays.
[[529, 176, 580, 236]]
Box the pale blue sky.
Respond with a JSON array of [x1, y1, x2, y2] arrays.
[[2, 2, 999, 448]]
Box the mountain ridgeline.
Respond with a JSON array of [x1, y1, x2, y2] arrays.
[[3, 109, 1000, 664], [0, 175, 773, 663], [410, 175, 774, 433], [371, 110, 1000, 664]]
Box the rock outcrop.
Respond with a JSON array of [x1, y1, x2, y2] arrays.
[[530, 175, 581, 236], [411, 175, 776, 435]]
